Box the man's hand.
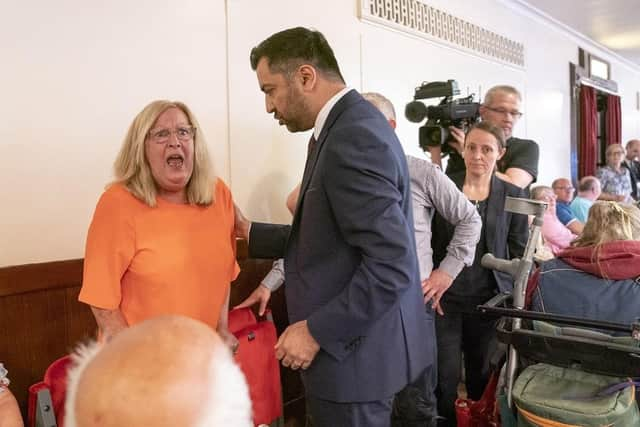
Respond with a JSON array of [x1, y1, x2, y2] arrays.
[[275, 320, 320, 370], [234, 203, 250, 240], [422, 269, 454, 315], [218, 326, 240, 355], [234, 284, 272, 316], [447, 126, 465, 155]]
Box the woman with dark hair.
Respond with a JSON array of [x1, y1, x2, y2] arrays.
[[432, 122, 529, 426], [528, 202, 640, 326]]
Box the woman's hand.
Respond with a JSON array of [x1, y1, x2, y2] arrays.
[[217, 327, 240, 355]]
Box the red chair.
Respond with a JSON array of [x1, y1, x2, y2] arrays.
[[28, 355, 73, 427]]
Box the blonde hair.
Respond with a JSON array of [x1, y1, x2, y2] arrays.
[[113, 100, 214, 207], [572, 202, 640, 248]]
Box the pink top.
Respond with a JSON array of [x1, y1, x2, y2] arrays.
[[541, 211, 577, 255]]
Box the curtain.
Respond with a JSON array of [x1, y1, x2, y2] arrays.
[[606, 94, 621, 146], [579, 86, 598, 178]]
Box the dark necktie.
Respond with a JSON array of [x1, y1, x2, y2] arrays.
[[307, 134, 317, 156]]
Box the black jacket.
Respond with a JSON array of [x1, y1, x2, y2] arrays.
[[432, 171, 529, 294]]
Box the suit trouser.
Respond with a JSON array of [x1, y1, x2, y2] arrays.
[[306, 394, 394, 427], [391, 363, 439, 427], [435, 303, 496, 427]]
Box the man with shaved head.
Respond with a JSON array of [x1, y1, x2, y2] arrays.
[[65, 315, 252, 427], [569, 176, 601, 223]]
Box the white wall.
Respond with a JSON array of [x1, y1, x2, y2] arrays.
[[1, 0, 229, 266], [2, 0, 640, 267]]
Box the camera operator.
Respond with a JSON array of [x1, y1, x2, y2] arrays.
[[428, 85, 539, 189]]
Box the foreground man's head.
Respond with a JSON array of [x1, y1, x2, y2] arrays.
[[65, 315, 252, 427]]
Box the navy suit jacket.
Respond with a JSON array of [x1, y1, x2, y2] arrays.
[[249, 89, 432, 402]]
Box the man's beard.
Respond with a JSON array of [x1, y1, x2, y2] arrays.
[[283, 85, 313, 133]]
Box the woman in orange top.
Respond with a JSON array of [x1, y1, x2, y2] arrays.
[[80, 100, 240, 351]]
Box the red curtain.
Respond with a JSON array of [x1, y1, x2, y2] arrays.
[[606, 94, 621, 146], [579, 86, 598, 178]]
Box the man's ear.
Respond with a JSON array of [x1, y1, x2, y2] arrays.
[[478, 105, 487, 119], [298, 64, 317, 91]]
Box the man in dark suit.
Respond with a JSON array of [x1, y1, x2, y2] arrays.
[[623, 139, 640, 200], [235, 27, 432, 426]]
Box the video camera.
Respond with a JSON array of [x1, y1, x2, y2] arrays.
[[405, 80, 480, 155]]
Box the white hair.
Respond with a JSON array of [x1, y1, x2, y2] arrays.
[[64, 340, 253, 427], [361, 92, 396, 121], [64, 341, 102, 427]]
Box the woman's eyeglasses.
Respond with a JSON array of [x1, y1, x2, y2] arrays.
[[148, 126, 196, 143]]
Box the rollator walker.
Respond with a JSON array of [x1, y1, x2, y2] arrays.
[[477, 197, 640, 426]]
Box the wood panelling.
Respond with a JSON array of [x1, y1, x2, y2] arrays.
[[0, 240, 305, 425]]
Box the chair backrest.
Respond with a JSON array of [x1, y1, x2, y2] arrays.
[[28, 355, 73, 427], [43, 355, 73, 426]]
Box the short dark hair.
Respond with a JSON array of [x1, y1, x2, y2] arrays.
[[465, 121, 506, 150], [250, 27, 345, 83]]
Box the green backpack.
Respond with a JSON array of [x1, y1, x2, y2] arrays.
[[512, 363, 639, 427]]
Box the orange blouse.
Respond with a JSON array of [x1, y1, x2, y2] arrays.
[[80, 179, 240, 330]]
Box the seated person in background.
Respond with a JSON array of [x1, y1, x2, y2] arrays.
[[623, 139, 640, 200], [531, 186, 577, 255], [79, 100, 240, 351], [552, 178, 584, 234], [597, 144, 633, 203], [64, 315, 252, 427], [0, 364, 23, 427], [528, 202, 640, 328], [569, 176, 601, 223]]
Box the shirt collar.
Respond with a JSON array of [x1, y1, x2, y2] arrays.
[[313, 86, 352, 140]]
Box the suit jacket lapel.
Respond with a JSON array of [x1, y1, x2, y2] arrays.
[[294, 89, 361, 223]]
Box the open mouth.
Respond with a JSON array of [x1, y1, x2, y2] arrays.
[[166, 154, 184, 168]]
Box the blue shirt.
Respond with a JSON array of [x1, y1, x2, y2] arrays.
[[569, 196, 592, 223], [556, 201, 577, 226]]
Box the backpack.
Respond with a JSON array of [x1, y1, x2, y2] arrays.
[[512, 363, 640, 427]]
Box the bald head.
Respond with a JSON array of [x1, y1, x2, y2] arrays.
[[362, 92, 397, 129], [65, 316, 251, 427], [577, 175, 601, 201]]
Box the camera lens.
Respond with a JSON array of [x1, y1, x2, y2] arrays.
[[405, 101, 427, 123]]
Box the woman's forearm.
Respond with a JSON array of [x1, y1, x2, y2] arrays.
[[217, 286, 231, 330], [90, 306, 128, 341]]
